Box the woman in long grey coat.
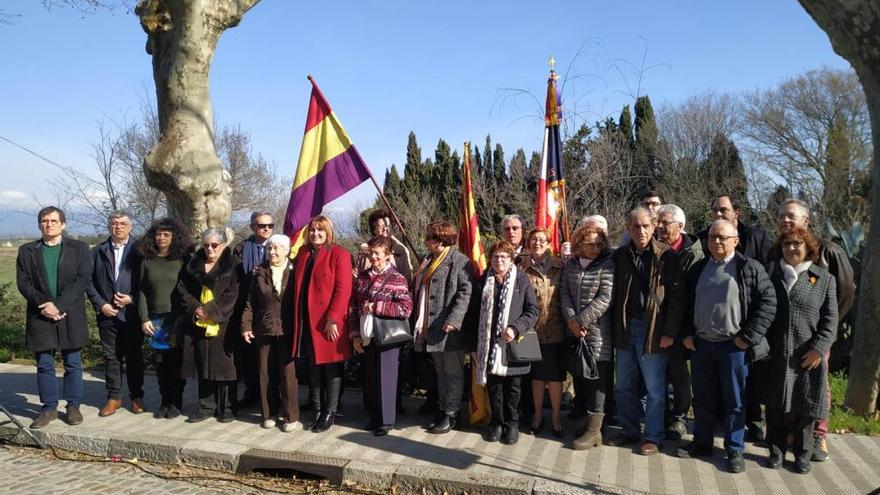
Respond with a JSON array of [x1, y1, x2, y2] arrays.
[[178, 228, 239, 423], [411, 221, 473, 434], [765, 226, 838, 474], [559, 226, 614, 450]]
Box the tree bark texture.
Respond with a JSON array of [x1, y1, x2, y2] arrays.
[[798, 0, 880, 415], [136, 0, 260, 236]]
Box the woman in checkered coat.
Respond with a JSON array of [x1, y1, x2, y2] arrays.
[[765, 226, 838, 475]]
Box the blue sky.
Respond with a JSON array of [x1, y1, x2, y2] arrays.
[[0, 0, 851, 235]]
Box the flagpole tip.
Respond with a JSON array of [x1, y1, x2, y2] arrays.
[[307, 74, 314, 81]]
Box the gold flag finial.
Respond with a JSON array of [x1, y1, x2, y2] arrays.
[[548, 55, 556, 73]]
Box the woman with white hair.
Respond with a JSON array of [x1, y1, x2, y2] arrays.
[[241, 234, 303, 432], [178, 228, 239, 423]]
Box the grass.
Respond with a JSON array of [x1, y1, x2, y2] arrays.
[[829, 371, 880, 435], [0, 246, 17, 285]]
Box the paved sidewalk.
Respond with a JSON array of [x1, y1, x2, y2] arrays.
[[1, 362, 879, 494]]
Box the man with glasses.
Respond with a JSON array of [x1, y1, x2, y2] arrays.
[[232, 211, 276, 408], [501, 215, 526, 261], [777, 198, 854, 462], [87, 211, 146, 417], [697, 194, 773, 443], [678, 220, 776, 473], [655, 204, 703, 440], [698, 194, 772, 266], [16, 206, 92, 428]]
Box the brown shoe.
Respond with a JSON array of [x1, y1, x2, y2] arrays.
[[99, 399, 122, 417], [639, 441, 659, 456], [130, 399, 146, 414], [30, 409, 58, 429]]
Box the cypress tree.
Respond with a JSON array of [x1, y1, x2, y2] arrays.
[[483, 135, 493, 178], [634, 95, 660, 189], [824, 112, 854, 229], [703, 133, 748, 205], [402, 131, 423, 196], [619, 104, 635, 147], [493, 143, 507, 184]]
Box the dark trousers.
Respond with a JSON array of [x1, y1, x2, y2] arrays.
[[745, 360, 767, 433], [363, 345, 400, 427], [488, 374, 522, 428], [197, 378, 236, 417], [581, 360, 611, 413], [154, 348, 185, 408], [666, 341, 691, 424], [692, 337, 748, 453], [308, 361, 343, 414], [767, 409, 815, 458], [35, 348, 83, 410], [574, 360, 615, 417], [257, 335, 299, 422], [235, 335, 259, 401], [99, 321, 145, 400]]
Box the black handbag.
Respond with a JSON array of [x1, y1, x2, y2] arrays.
[[372, 316, 413, 348], [565, 337, 598, 379], [508, 329, 542, 363]]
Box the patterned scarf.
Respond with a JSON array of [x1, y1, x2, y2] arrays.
[[475, 265, 517, 385]]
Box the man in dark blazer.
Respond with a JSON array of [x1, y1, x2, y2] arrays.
[[87, 211, 145, 417], [16, 206, 92, 428]]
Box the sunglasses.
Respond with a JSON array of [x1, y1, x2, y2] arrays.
[[255, 223, 274, 229], [202, 242, 222, 250]]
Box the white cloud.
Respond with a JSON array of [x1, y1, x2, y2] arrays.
[[0, 189, 34, 206]]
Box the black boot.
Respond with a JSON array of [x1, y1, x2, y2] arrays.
[[312, 411, 336, 433], [429, 414, 456, 434]]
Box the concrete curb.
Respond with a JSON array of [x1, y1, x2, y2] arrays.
[[0, 421, 632, 494]]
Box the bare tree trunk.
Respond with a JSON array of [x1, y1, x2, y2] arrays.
[[136, 0, 260, 235], [798, 0, 880, 415]]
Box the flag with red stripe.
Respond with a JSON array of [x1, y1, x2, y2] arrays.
[[459, 144, 487, 277], [535, 64, 569, 253]]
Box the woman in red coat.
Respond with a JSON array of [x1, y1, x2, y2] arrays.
[[291, 215, 353, 432]]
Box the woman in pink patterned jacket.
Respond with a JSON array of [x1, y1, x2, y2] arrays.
[[349, 236, 414, 436]]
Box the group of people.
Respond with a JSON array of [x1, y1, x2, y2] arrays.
[[15, 190, 853, 476]]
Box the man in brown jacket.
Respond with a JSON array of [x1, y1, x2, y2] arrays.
[[607, 208, 685, 455]]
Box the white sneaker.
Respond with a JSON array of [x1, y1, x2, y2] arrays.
[[282, 421, 304, 433], [261, 418, 276, 429]]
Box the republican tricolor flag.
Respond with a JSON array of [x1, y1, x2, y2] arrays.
[[535, 64, 569, 253], [284, 76, 373, 250]]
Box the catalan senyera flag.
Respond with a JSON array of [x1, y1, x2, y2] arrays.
[[283, 76, 372, 251], [535, 63, 569, 254], [458, 144, 487, 278]]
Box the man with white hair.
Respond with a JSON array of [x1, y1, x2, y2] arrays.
[[655, 204, 703, 439], [777, 198, 854, 462], [501, 214, 526, 261]]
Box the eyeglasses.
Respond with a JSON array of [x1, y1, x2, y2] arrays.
[[657, 220, 680, 227], [202, 242, 222, 250], [709, 234, 738, 242], [254, 223, 274, 229], [782, 240, 805, 248]]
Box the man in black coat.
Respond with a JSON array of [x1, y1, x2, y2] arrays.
[[86, 211, 145, 417], [16, 206, 91, 428], [696, 194, 773, 443]]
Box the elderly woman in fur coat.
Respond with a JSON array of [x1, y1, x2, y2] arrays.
[[177, 228, 239, 423]]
